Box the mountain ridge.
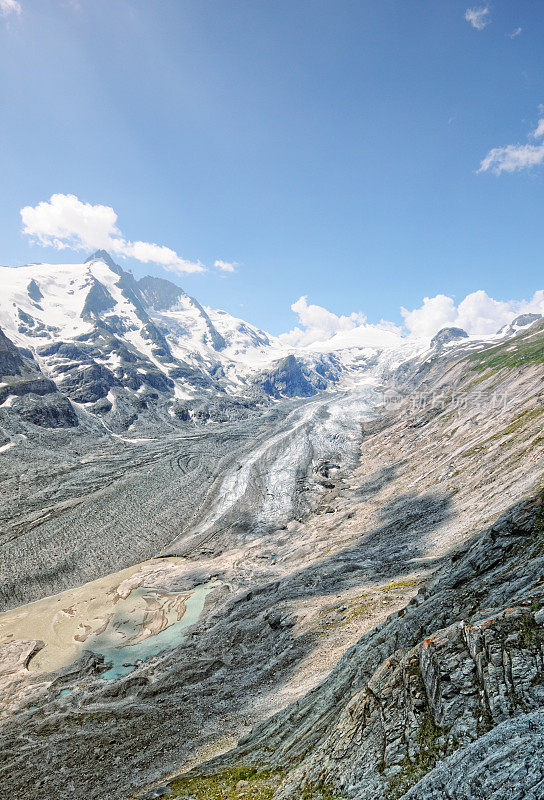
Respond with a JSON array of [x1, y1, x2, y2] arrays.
[[1, 251, 540, 438]]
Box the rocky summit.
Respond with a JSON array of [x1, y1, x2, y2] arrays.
[[0, 254, 544, 800]]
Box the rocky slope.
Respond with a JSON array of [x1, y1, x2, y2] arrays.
[[184, 492, 544, 800], [0, 313, 543, 799], [135, 318, 544, 800], [0, 325, 77, 429]]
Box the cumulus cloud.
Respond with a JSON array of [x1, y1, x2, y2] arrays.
[[402, 290, 544, 338], [465, 6, 490, 30], [478, 111, 544, 175], [0, 0, 21, 16], [280, 296, 366, 346], [280, 289, 544, 351], [400, 295, 457, 339], [279, 296, 403, 350], [214, 259, 237, 273], [20, 193, 204, 275]]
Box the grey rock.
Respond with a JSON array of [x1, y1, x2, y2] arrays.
[[27, 278, 43, 303], [61, 362, 117, 403], [430, 327, 469, 350], [497, 313, 542, 337], [255, 354, 327, 398], [0, 326, 26, 377], [81, 278, 117, 319], [192, 494, 544, 800]]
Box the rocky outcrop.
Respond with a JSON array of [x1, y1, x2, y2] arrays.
[[138, 275, 185, 312], [0, 376, 57, 404], [497, 312, 542, 337], [26, 278, 43, 303], [401, 710, 544, 799], [171, 494, 544, 800], [61, 362, 117, 403], [429, 326, 469, 350], [0, 326, 27, 377], [255, 354, 327, 398], [84, 249, 120, 271], [11, 393, 79, 428], [81, 278, 117, 318], [0, 326, 78, 428]]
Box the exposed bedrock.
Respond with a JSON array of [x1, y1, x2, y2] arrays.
[[254, 354, 328, 398], [168, 494, 544, 800]]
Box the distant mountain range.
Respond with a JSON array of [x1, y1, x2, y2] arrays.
[[0, 250, 540, 436]]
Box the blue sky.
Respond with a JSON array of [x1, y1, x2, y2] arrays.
[[1, 0, 543, 339]]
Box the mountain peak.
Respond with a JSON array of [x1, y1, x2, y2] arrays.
[[430, 326, 469, 349], [85, 250, 118, 269]]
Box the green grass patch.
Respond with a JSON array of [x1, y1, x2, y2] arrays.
[[382, 578, 421, 591], [467, 328, 544, 374], [487, 406, 544, 442], [518, 614, 544, 648], [299, 779, 341, 799], [164, 766, 285, 800]]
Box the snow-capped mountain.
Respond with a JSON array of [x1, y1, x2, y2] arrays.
[[0, 251, 289, 429], [0, 251, 541, 437], [0, 252, 347, 432], [0, 250, 279, 387]]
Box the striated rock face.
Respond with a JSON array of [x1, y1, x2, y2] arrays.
[[401, 711, 544, 799], [176, 494, 544, 800]]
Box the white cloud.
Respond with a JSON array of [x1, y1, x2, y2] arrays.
[[402, 290, 544, 338], [0, 0, 21, 16], [509, 27, 522, 39], [531, 118, 544, 139], [280, 296, 366, 346], [400, 294, 457, 339], [479, 142, 544, 174], [279, 296, 403, 350], [280, 289, 544, 351], [214, 259, 237, 273], [20, 193, 204, 275], [478, 112, 544, 174], [465, 6, 490, 30], [455, 291, 518, 335]]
